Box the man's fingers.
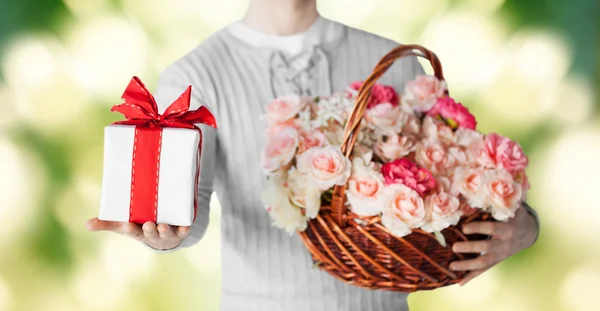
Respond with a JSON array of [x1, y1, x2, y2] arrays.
[[122, 222, 144, 239], [85, 218, 123, 232], [157, 224, 176, 239], [176, 226, 191, 239], [453, 240, 502, 254], [462, 221, 507, 235], [450, 254, 496, 271], [142, 222, 159, 239]]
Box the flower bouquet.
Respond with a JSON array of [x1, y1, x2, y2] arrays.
[[260, 45, 530, 292]]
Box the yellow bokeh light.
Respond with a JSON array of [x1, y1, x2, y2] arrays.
[[476, 32, 571, 126], [549, 75, 595, 126], [511, 31, 571, 85], [73, 259, 127, 310], [534, 126, 600, 241], [100, 235, 156, 285], [54, 175, 102, 235], [439, 268, 499, 305], [560, 264, 600, 311], [65, 15, 150, 98], [367, 0, 451, 43], [1, 35, 90, 129], [0, 276, 13, 311], [419, 9, 507, 94], [0, 136, 43, 248]]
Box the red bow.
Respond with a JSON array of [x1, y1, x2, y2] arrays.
[[111, 76, 217, 130]]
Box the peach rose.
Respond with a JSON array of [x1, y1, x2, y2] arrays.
[[298, 130, 327, 154], [421, 116, 454, 146], [261, 127, 299, 174], [427, 96, 477, 130], [421, 191, 462, 233], [381, 184, 426, 237], [374, 134, 417, 163], [452, 167, 488, 209], [346, 158, 386, 216], [265, 95, 308, 124], [296, 146, 352, 190], [381, 159, 437, 195], [403, 75, 448, 112], [415, 141, 459, 176], [482, 169, 522, 220], [364, 103, 408, 135], [349, 81, 399, 109]]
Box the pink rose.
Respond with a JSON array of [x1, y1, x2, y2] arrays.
[[298, 130, 327, 154], [472, 133, 529, 173], [364, 103, 407, 135], [380, 184, 426, 237], [261, 128, 299, 174], [346, 159, 386, 216], [427, 96, 477, 130], [452, 167, 488, 208], [374, 134, 417, 163], [349, 81, 399, 109], [495, 134, 529, 173], [421, 191, 462, 233], [265, 95, 308, 124], [421, 116, 454, 146], [404, 75, 448, 112], [482, 169, 523, 220], [296, 146, 352, 190], [381, 159, 436, 195], [415, 141, 459, 176], [266, 119, 301, 136]]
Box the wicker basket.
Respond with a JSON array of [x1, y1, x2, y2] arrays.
[[297, 44, 493, 292]]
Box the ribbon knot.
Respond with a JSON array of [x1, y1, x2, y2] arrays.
[[111, 76, 217, 130]]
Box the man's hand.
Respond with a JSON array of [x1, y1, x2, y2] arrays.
[[449, 206, 538, 286], [85, 218, 191, 251]]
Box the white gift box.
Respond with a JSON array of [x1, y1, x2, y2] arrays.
[[98, 124, 200, 226]]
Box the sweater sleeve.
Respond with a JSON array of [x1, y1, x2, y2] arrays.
[[145, 64, 218, 253]]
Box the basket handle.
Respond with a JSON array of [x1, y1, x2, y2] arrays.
[[330, 44, 446, 227]]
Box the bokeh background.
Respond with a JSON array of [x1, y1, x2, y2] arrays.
[[0, 0, 598, 310]]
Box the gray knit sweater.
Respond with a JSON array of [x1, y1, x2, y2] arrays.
[[153, 17, 426, 311]]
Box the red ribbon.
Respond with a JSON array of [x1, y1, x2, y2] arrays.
[[111, 76, 217, 224]]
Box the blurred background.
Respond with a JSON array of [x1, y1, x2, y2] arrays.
[[0, 0, 598, 310]]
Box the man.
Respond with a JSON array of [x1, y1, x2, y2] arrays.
[[86, 0, 540, 310]]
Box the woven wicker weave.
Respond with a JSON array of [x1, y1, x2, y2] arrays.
[[297, 44, 492, 292]]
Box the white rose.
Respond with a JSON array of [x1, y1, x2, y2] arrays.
[[346, 158, 386, 216]]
